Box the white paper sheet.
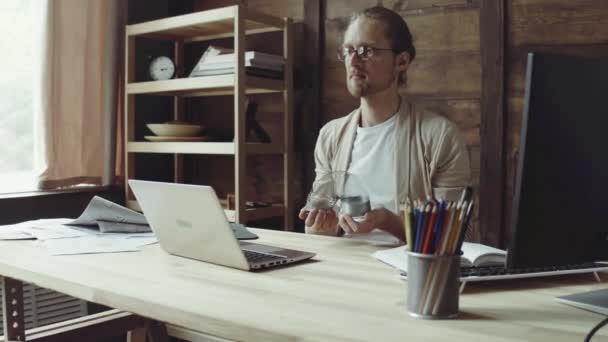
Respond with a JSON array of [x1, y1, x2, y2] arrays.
[[125, 235, 159, 247], [1, 218, 158, 255], [23, 224, 93, 241], [372, 245, 408, 272], [0, 230, 34, 240], [0, 219, 74, 240], [44, 236, 141, 255], [343, 229, 401, 246]]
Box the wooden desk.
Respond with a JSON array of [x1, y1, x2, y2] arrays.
[[0, 229, 606, 341]]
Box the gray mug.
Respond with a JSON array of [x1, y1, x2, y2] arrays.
[[338, 196, 371, 218]]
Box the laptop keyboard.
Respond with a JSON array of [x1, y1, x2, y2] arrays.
[[461, 262, 606, 278], [243, 249, 286, 263]]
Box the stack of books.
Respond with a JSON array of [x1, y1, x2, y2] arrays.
[[189, 45, 284, 79]]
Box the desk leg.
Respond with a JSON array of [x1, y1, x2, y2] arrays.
[[2, 277, 26, 341], [145, 320, 169, 342]]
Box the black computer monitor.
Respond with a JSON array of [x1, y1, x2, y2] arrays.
[[508, 52, 608, 269]]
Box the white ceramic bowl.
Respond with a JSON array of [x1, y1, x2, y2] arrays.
[[146, 122, 203, 137]]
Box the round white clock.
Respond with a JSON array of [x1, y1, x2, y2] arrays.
[[149, 56, 175, 81]]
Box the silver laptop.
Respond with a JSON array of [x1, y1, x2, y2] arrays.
[[128, 180, 315, 271]]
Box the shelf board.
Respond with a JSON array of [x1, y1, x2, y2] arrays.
[[127, 200, 284, 222], [126, 75, 284, 97], [184, 27, 281, 43], [126, 5, 284, 41], [127, 142, 284, 155]]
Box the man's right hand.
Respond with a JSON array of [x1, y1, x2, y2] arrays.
[[298, 208, 339, 236]]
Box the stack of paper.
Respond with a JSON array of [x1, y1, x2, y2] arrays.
[[0, 197, 157, 256], [0, 218, 75, 240], [201, 51, 284, 70], [190, 45, 284, 79], [44, 234, 158, 256]]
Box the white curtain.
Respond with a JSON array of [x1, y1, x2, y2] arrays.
[[33, 0, 126, 190]]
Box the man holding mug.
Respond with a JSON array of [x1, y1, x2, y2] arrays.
[[299, 6, 471, 241]]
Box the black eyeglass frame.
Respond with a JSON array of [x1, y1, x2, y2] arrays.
[[336, 45, 396, 62]]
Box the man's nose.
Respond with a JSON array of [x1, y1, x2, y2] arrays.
[[348, 53, 363, 67]]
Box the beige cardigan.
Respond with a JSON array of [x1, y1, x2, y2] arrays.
[[313, 98, 471, 210]]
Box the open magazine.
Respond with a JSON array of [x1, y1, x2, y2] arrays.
[[372, 242, 506, 273], [66, 196, 151, 233]]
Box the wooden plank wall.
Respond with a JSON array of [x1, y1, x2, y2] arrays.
[[503, 0, 608, 245], [479, 0, 505, 249]]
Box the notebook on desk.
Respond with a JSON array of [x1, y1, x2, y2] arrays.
[[373, 243, 505, 272], [374, 243, 608, 283]]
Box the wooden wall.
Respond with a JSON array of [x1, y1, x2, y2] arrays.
[[503, 0, 608, 244]]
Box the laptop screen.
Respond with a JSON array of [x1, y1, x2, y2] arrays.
[[508, 52, 608, 268]]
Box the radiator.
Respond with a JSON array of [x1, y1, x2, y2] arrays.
[[0, 281, 88, 335]]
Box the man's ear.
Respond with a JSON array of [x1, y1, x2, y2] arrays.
[[396, 52, 410, 72]]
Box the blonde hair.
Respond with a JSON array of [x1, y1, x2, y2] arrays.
[[348, 6, 416, 86]]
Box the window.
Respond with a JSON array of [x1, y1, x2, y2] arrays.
[[0, 0, 36, 193]]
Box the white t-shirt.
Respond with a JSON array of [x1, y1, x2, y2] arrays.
[[346, 113, 398, 214]]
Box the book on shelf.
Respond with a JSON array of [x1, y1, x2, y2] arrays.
[[189, 45, 285, 77], [190, 66, 284, 80], [203, 51, 285, 66], [372, 242, 507, 273], [199, 60, 284, 72], [188, 45, 232, 77]]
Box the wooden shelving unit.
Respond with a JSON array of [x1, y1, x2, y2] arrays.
[[124, 5, 294, 229]]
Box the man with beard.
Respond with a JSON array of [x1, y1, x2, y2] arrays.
[[298, 6, 471, 241]]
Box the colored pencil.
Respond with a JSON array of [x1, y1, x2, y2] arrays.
[[404, 203, 413, 251], [421, 204, 437, 254], [455, 200, 474, 252]]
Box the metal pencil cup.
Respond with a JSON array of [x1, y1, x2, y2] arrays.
[[406, 252, 460, 319]]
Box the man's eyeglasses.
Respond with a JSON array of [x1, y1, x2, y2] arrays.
[[337, 45, 395, 62]]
